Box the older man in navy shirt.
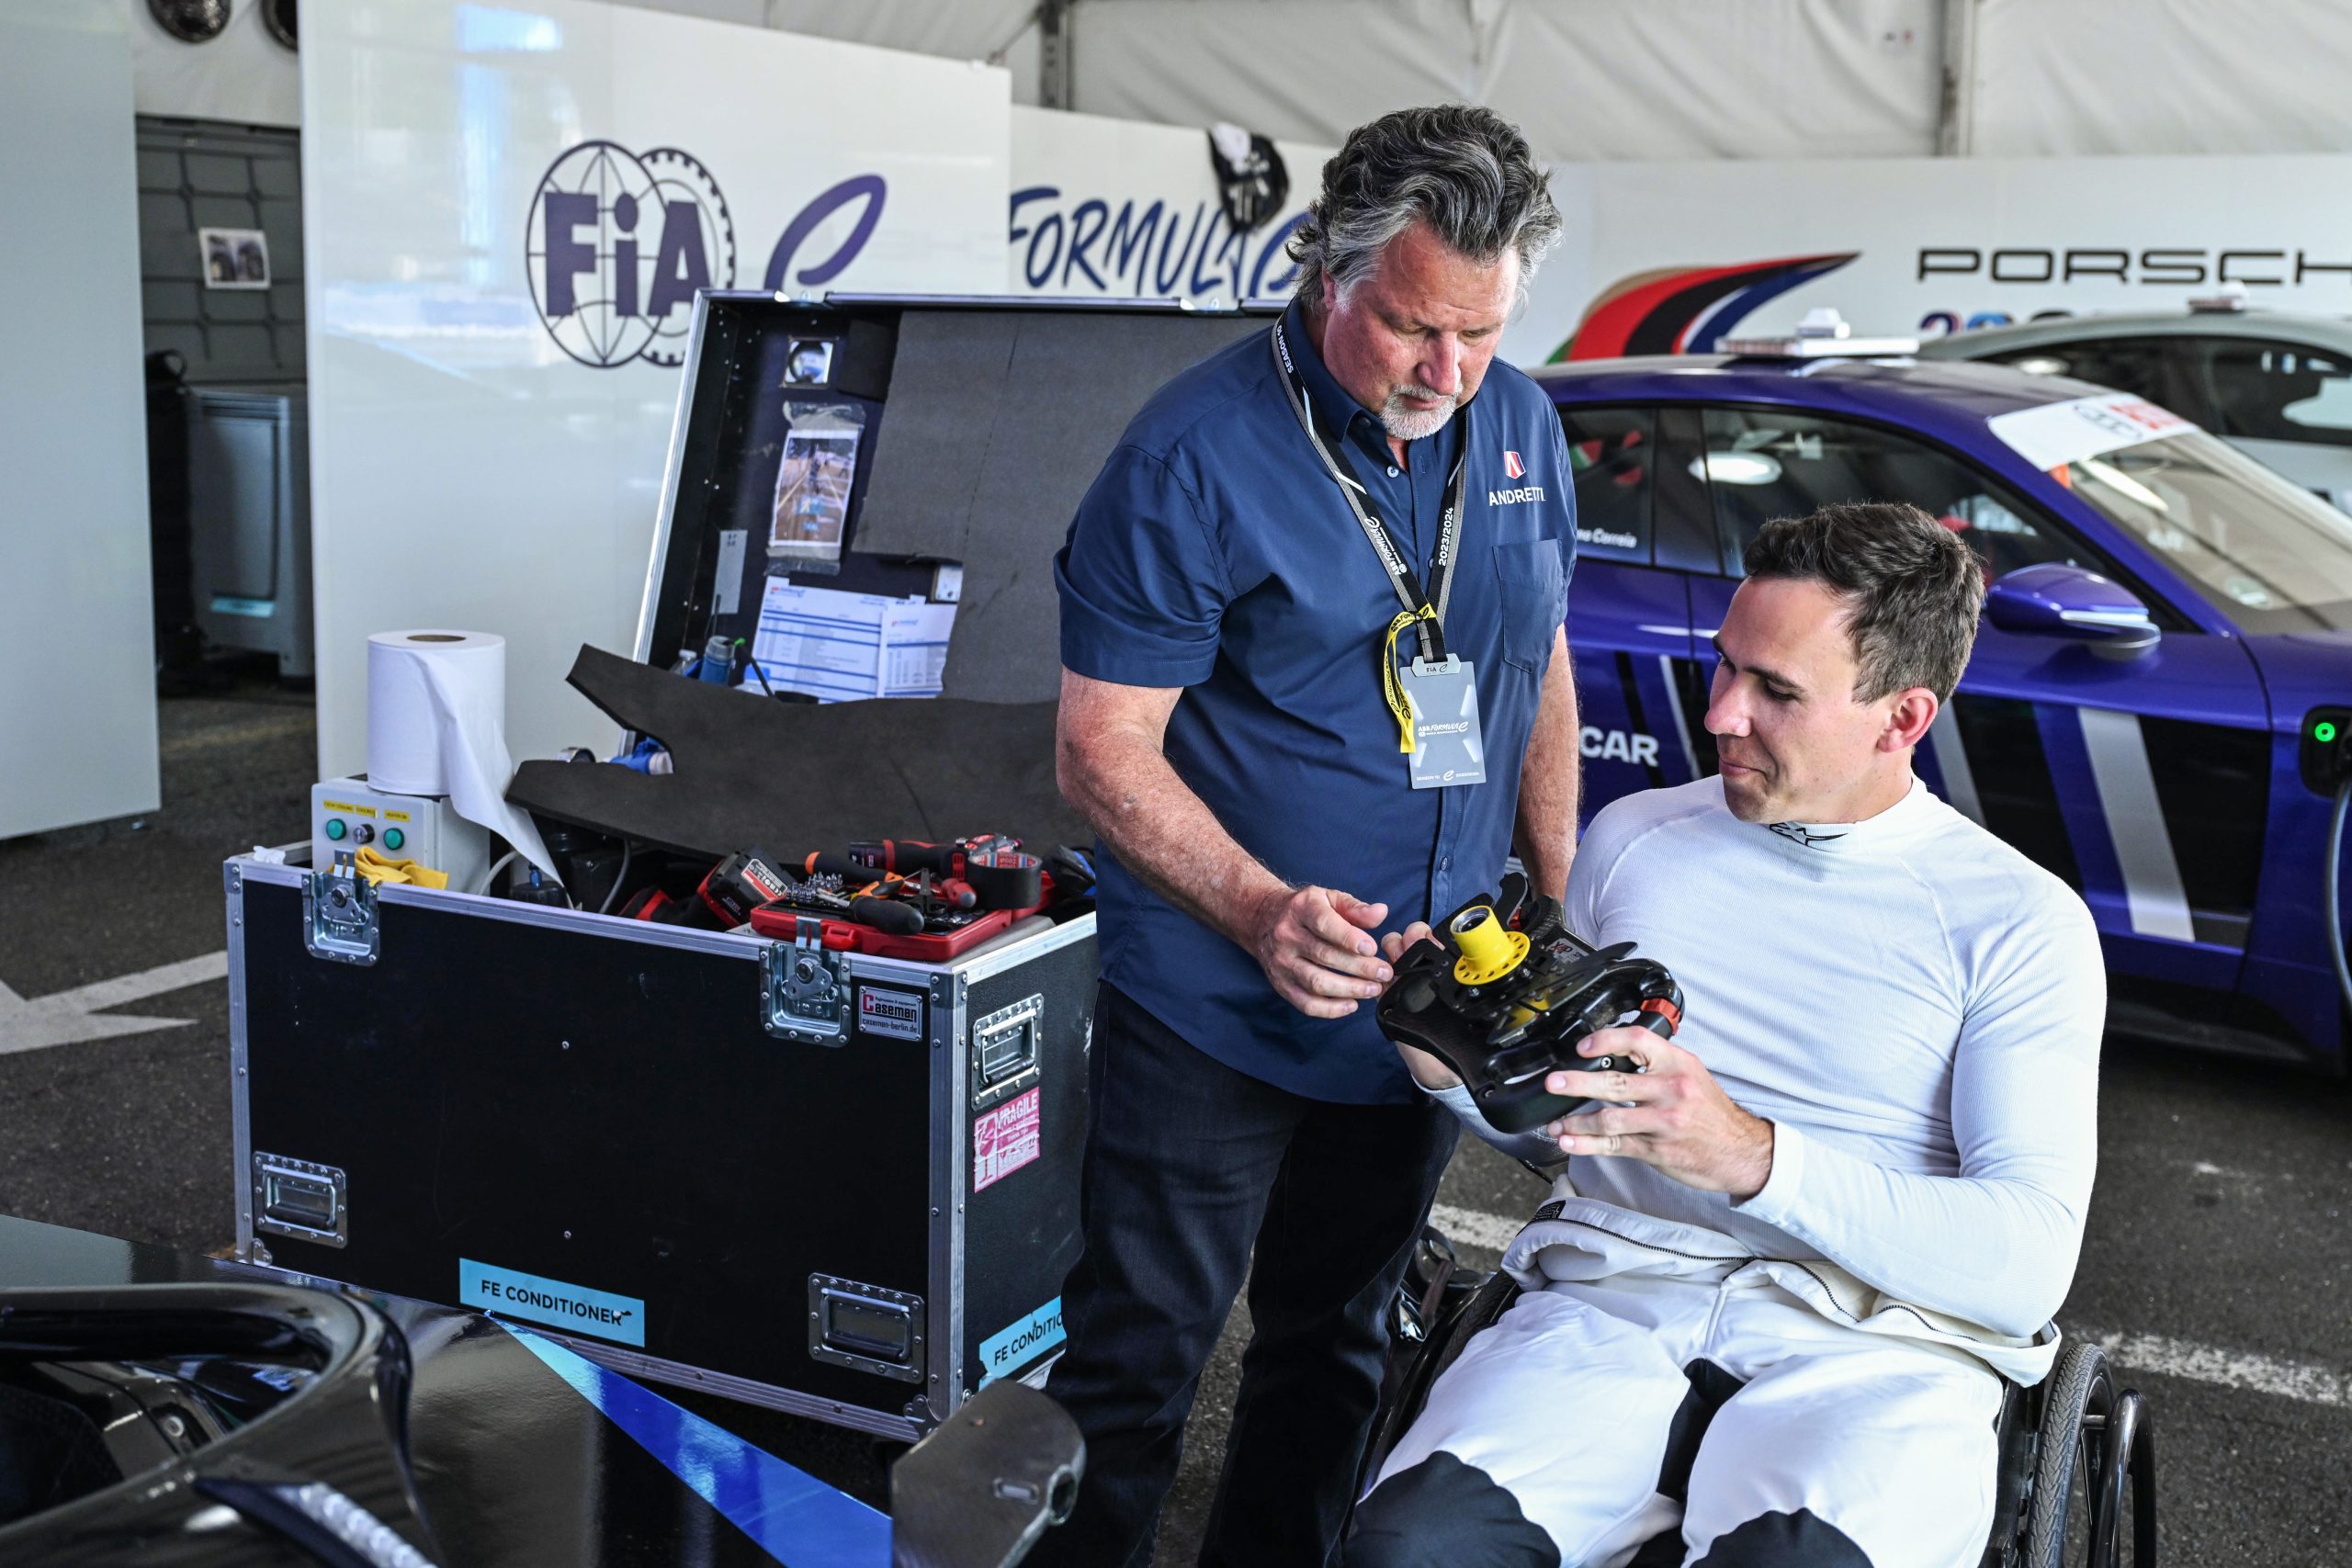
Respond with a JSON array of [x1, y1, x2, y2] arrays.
[[1039, 106, 1580, 1567]]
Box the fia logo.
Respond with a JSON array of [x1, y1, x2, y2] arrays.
[[526, 141, 735, 369]]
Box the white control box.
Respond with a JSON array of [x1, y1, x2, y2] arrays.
[[311, 776, 492, 893]]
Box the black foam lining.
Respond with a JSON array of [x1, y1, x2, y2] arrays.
[[856, 309, 1266, 703], [508, 645, 1088, 861]]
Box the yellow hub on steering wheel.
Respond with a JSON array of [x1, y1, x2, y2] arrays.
[[1450, 905, 1529, 987]]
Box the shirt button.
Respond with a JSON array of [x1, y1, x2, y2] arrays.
[[1439, 856, 1452, 872], [1386, 465, 1400, 478]]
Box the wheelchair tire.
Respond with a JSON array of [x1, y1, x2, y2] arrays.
[[2022, 1342, 2114, 1568]]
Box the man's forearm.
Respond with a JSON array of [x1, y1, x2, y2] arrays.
[[1513, 630, 1580, 898], [1059, 728, 1287, 947]]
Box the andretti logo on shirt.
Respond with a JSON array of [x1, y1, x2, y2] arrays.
[[1489, 449, 1544, 505]]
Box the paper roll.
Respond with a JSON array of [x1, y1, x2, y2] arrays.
[[366, 630, 557, 883]]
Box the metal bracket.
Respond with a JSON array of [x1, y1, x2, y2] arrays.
[[808, 1274, 925, 1383], [970, 993, 1044, 1111], [763, 918, 848, 1043], [252, 1152, 348, 1248], [302, 852, 379, 965]]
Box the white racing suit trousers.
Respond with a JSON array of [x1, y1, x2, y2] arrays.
[[1349, 1202, 2029, 1568]]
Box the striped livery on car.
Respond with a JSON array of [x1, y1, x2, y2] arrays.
[[1540, 352, 2352, 1069]]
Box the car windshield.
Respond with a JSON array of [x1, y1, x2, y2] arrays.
[[2051, 428, 2352, 634]]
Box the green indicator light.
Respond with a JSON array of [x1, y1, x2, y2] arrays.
[[2318, 721, 2339, 744]]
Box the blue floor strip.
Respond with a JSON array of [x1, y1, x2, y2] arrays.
[[508, 1326, 889, 1567]]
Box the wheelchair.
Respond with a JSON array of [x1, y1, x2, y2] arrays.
[[1364, 1226, 2157, 1568]]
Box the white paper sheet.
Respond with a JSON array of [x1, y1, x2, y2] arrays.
[[749, 579, 957, 703], [879, 598, 957, 698]]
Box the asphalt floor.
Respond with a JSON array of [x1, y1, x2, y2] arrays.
[[2, 672, 2347, 1562]]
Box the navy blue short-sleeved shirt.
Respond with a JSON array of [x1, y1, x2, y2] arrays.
[[1055, 299, 1577, 1104]]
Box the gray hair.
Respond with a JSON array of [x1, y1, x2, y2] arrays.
[[1743, 502, 1985, 705], [1288, 105, 1562, 307]]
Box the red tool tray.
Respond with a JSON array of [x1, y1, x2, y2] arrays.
[[746, 904, 1014, 962]]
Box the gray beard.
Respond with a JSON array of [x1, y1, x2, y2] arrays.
[[1380, 389, 1458, 443]]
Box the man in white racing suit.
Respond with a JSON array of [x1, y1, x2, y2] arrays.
[[1347, 501, 2106, 1568]]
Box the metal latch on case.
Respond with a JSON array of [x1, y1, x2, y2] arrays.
[[971, 994, 1043, 1111], [807, 1274, 924, 1382], [303, 852, 379, 965], [763, 916, 848, 1043], [253, 1153, 348, 1247]]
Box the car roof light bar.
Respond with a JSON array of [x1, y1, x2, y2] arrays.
[[1722, 306, 1918, 359]]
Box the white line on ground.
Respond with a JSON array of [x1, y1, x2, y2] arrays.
[[0, 952, 229, 1056], [2070, 1328, 2352, 1409], [1429, 1203, 2352, 1410]]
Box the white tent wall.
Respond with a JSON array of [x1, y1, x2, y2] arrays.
[[127, 0, 1041, 126], [735, 0, 2352, 164], [119, 0, 2352, 157], [1972, 0, 2352, 155], [1068, 3, 1482, 147], [582, 0, 1045, 100], [1069, 0, 1945, 159]]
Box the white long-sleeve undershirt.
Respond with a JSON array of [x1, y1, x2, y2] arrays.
[[1432, 775, 2103, 1338]]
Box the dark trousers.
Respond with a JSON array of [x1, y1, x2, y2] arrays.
[[1031, 984, 1460, 1568]]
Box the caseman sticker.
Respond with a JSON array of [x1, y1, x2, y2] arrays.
[[857, 987, 924, 1041], [460, 1258, 645, 1348]]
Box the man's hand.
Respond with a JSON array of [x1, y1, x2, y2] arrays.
[[1543, 1026, 1775, 1199], [1246, 886, 1393, 1020], [1369, 920, 1464, 1088], [1378, 920, 1435, 965]]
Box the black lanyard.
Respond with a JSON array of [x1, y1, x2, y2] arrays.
[[1272, 321, 1468, 664]]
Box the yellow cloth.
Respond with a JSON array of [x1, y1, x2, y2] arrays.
[[351, 846, 450, 890]]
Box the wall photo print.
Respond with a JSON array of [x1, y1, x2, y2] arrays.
[[199, 227, 270, 289]]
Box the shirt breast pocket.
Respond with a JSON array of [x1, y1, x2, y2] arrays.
[[1492, 540, 1565, 673]]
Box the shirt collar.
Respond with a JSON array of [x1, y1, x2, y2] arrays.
[[1762, 775, 1938, 856], [1278, 297, 1415, 472]]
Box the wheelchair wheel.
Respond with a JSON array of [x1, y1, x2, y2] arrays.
[[2022, 1343, 2155, 1567]]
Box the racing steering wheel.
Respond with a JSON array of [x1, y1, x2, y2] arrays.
[[1375, 874, 1685, 1134]]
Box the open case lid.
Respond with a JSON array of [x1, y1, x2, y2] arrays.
[[509, 292, 1278, 859], [635, 290, 1281, 703]]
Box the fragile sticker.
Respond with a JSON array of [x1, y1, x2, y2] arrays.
[[974, 1087, 1042, 1191], [857, 986, 924, 1040]]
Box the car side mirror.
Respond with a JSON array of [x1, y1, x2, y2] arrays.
[[1984, 563, 2160, 660]]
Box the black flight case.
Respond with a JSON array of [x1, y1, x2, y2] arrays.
[[225, 291, 1276, 1439]]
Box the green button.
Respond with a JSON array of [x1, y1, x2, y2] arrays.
[[383, 828, 404, 852], [324, 818, 347, 840], [2317, 721, 2338, 744]]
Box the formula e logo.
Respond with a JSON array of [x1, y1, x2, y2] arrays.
[[526, 141, 736, 369], [1503, 450, 1525, 479]]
